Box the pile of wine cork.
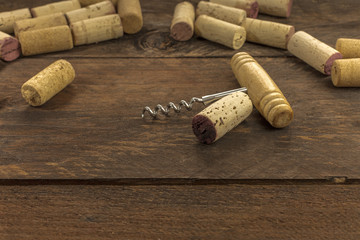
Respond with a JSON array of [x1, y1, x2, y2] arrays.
[[0, 0, 144, 61]]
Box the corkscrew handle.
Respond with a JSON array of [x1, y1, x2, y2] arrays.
[[142, 87, 247, 119]]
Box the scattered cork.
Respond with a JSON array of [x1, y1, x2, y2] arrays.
[[70, 14, 123, 46], [256, 0, 293, 18], [0, 31, 21, 62], [117, 0, 143, 34], [335, 38, 360, 59], [287, 31, 342, 75], [0, 8, 32, 34], [170, 1, 195, 41], [18, 25, 74, 56], [192, 91, 253, 144], [196, 1, 246, 26], [31, 0, 81, 17], [195, 15, 246, 49], [210, 0, 259, 18], [231, 52, 293, 128], [21, 60, 75, 107], [245, 18, 295, 49], [65, 0, 116, 25], [14, 13, 68, 38], [79, 0, 118, 7], [331, 59, 360, 87]]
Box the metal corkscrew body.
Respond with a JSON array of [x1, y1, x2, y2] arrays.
[[142, 87, 248, 119]]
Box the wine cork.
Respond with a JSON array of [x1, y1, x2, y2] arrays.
[[19, 25, 74, 56], [287, 31, 342, 75], [210, 0, 259, 18], [117, 0, 143, 34], [14, 13, 68, 38], [170, 1, 195, 41], [245, 18, 295, 49], [65, 0, 116, 24], [21, 60, 75, 107], [331, 59, 360, 87], [79, 0, 118, 7], [0, 31, 21, 62], [31, 0, 81, 17], [335, 38, 360, 59], [257, 0, 293, 18], [196, 1, 246, 26], [70, 14, 123, 46], [192, 91, 253, 144], [231, 52, 293, 128], [0, 8, 32, 34], [195, 15, 246, 50]]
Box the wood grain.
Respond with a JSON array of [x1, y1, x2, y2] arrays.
[[1, 57, 359, 179], [1, 184, 360, 239]]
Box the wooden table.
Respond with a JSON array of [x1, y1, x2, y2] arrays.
[[1, 0, 359, 238]]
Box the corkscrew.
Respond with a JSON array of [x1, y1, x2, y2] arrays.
[[142, 87, 248, 119]]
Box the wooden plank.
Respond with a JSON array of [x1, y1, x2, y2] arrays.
[[2, 0, 359, 58], [1, 184, 359, 239], [1, 57, 359, 179]]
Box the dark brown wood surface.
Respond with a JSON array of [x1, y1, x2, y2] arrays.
[[1, 0, 360, 180], [1, 183, 360, 239]]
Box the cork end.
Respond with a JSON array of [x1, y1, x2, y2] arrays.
[[324, 52, 342, 75], [331, 60, 341, 87], [286, 0, 293, 18], [0, 37, 21, 62], [122, 14, 143, 34], [285, 26, 295, 49], [248, 1, 259, 18], [232, 27, 246, 50], [192, 114, 217, 144], [21, 84, 42, 107], [268, 104, 294, 128], [171, 22, 193, 41]]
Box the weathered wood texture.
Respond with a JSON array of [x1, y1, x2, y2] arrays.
[[1, 57, 359, 179], [1, 184, 360, 239], [0, 0, 360, 180]]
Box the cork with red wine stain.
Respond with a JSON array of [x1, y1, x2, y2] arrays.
[[170, 1, 195, 41], [0, 31, 21, 62], [287, 31, 342, 75], [209, 0, 259, 18], [192, 92, 253, 144]]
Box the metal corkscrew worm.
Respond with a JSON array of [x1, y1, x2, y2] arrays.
[[142, 87, 248, 119]]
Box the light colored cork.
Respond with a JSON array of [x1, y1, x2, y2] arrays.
[[0, 31, 21, 62], [336, 38, 360, 59], [196, 1, 246, 26], [257, 0, 293, 18], [210, 0, 259, 18], [245, 18, 295, 49], [79, 0, 118, 7], [31, 0, 81, 17], [0, 8, 32, 34], [287, 31, 342, 75], [70, 14, 123, 46], [14, 13, 68, 38], [195, 15, 246, 50], [170, 1, 195, 41], [65, 0, 116, 24], [231, 52, 293, 128], [117, 0, 143, 34], [331, 59, 360, 87], [19, 25, 74, 56], [21, 60, 75, 107], [192, 91, 253, 144]]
